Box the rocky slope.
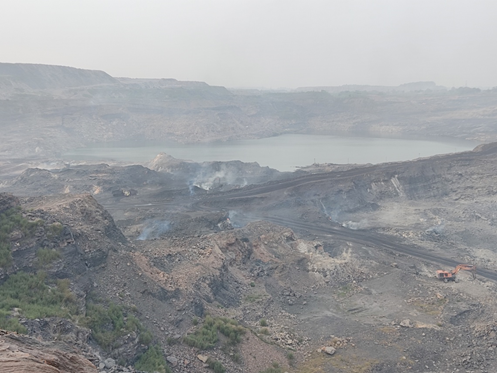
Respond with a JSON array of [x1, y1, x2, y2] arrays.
[[0, 193, 149, 371]]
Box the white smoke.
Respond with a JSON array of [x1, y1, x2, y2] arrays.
[[426, 220, 445, 235], [137, 219, 171, 240], [228, 210, 243, 228], [342, 220, 369, 230], [193, 170, 225, 190], [190, 164, 251, 191], [188, 180, 195, 195], [320, 200, 339, 221]]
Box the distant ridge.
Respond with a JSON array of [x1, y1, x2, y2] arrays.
[[117, 77, 211, 89], [0, 62, 117, 90], [297, 81, 446, 93]]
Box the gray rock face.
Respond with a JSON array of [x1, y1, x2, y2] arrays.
[[0, 329, 97, 373], [23, 317, 92, 353], [105, 332, 146, 364]]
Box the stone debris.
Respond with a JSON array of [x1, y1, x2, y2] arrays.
[[104, 358, 116, 369], [400, 319, 412, 328], [322, 346, 336, 355], [328, 335, 352, 348], [166, 355, 178, 366]]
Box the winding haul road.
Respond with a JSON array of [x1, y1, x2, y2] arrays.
[[263, 215, 497, 282]]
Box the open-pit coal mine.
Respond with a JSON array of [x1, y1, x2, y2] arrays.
[[1, 63, 497, 373]]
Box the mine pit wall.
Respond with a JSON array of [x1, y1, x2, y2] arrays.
[[314, 147, 497, 219], [1, 193, 126, 288]]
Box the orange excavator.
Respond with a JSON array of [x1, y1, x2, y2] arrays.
[[436, 264, 476, 282]]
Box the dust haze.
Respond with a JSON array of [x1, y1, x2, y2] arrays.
[[2, 2, 497, 373], [1, 0, 497, 88]]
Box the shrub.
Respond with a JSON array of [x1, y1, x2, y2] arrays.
[[183, 321, 218, 349], [287, 352, 295, 365], [183, 316, 246, 350], [167, 336, 179, 345], [259, 328, 270, 335], [207, 358, 226, 373], [260, 319, 268, 327], [259, 362, 284, 373], [0, 207, 44, 267], [36, 248, 61, 267], [216, 317, 245, 345], [46, 223, 63, 238], [231, 352, 242, 364], [0, 310, 27, 334], [0, 271, 78, 333], [83, 302, 152, 351], [0, 241, 11, 268], [134, 345, 171, 373], [139, 329, 153, 345]]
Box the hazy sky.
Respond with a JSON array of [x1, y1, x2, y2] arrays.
[[1, 0, 496, 88]]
